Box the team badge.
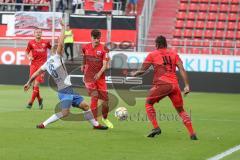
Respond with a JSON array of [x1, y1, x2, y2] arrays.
[[96, 51, 102, 56]]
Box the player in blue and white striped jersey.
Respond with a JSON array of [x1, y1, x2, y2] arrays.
[[24, 21, 108, 130]]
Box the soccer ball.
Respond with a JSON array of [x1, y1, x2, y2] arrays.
[[114, 107, 128, 121]]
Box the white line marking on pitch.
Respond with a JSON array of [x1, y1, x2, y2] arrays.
[[207, 144, 240, 160]]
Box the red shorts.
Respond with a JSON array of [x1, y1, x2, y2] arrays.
[[85, 78, 108, 101], [30, 65, 45, 83], [146, 83, 183, 108]]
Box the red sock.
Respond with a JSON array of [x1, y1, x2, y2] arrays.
[[29, 86, 38, 104], [179, 110, 195, 135], [102, 101, 109, 119], [91, 97, 98, 120], [34, 86, 41, 101], [146, 103, 159, 129]]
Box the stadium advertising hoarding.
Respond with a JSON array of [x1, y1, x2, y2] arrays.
[[3, 12, 62, 37], [110, 51, 240, 73], [1, 49, 240, 74], [0, 47, 29, 65]]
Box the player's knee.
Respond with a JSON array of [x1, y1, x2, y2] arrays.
[[80, 101, 90, 111], [62, 109, 70, 117]]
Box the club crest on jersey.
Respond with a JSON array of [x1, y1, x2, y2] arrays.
[[42, 43, 46, 47], [96, 51, 102, 56]]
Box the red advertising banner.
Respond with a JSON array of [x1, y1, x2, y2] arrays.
[[0, 47, 30, 65]]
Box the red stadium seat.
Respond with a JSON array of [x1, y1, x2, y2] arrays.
[[221, 0, 230, 4], [226, 31, 235, 39], [216, 21, 225, 30], [186, 21, 195, 28], [231, 0, 239, 4], [218, 13, 227, 21], [184, 29, 193, 37], [176, 20, 184, 28], [212, 40, 222, 47], [236, 41, 240, 48], [197, 12, 206, 20], [194, 30, 203, 38], [191, 48, 201, 54], [171, 39, 184, 46], [191, 0, 199, 3], [234, 49, 240, 55], [238, 22, 240, 30], [222, 48, 234, 55], [206, 21, 215, 29], [200, 0, 209, 2], [189, 3, 198, 11], [202, 40, 210, 46], [199, 4, 209, 11], [174, 29, 182, 37], [228, 22, 236, 30], [177, 12, 186, 19], [224, 40, 234, 48], [230, 5, 238, 13], [179, 3, 188, 10], [237, 31, 240, 40], [220, 4, 229, 12], [204, 30, 214, 38], [228, 13, 237, 21], [202, 48, 210, 54], [192, 39, 202, 46], [180, 0, 188, 2], [209, 4, 218, 12], [211, 0, 218, 3], [215, 30, 225, 39], [208, 12, 217, 20], [187, 12, 196, 20], [195, 21, 205, 29], [211, 48, 220, 55]]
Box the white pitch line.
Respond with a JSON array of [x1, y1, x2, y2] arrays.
[[207, 145, 240, 160]]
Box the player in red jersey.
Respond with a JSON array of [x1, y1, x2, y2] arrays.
[[25, 28, 51, 109], [81, 29, 113, 128], [131, 36, 197, 140]]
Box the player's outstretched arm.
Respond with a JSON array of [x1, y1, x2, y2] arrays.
[[130, 62, 151, 77], [24, 68, 45, 91], [177, 60, 190, 96], [56, 21, 65, 55]]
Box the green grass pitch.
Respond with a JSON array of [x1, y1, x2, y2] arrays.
[[0, 85, 240, 160]]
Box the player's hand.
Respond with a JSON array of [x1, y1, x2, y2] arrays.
[[94, 72, 101, 80], [28, 56, 33, 61], [130, 71, 137, 77], [24, 83, 30, 92], [80, 65, 85, 72], [183, 85, 190, 96], [60, 19, 64, 27]]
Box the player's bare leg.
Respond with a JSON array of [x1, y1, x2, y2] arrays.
[[37, 109, 67, 128], [175, 107, 198, 140], [146, 102, 161, 138]]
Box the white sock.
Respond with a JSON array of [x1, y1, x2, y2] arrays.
[[83, 109, 99, 127], [43, 112, 63, 127]]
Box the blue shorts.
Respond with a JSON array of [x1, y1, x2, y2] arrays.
[[58, 87, 84, 109], [129, 0, 137, 4]]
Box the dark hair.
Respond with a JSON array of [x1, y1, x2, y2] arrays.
[[91, 29, 101, 39], [155, 35, 167, 49]]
